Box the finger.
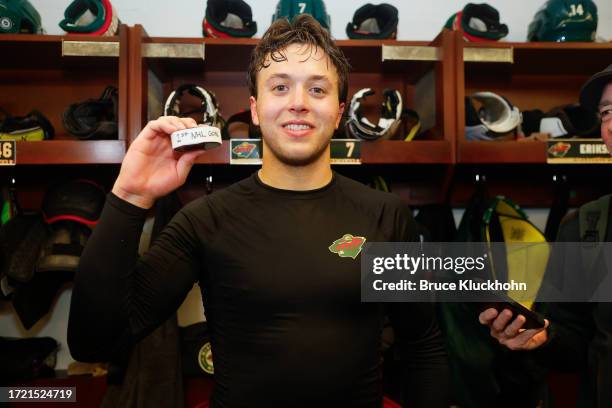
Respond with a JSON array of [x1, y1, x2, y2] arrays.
[[164, 116, 187, 131], [491, 308, 514, 332], [520, 319, 549, 338], [176, 149, 206, 181], [145, 118, 183, 137], [180, 148, 206, 164], [178, 117, 198, 128], [479, 308, 499, 325], [506, 327, 542, 349], [503, 314, 526, 338], [490, 326, 504, 341]]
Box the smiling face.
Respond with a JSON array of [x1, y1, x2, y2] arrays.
[[599, 82, 612, 154], [249, 43, 344, 167]]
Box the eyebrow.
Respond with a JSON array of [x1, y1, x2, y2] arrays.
[[265, 73, 332, 85], [266, 73, 290, 82], [599, 100, 612, 108], [307, 75, 332, 84]]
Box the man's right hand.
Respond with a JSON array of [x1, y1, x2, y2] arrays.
[[112, 116, 206, 209], [479, 308, 550, 351]]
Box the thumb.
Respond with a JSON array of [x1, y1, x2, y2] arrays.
[[176, 149, 206, 182]]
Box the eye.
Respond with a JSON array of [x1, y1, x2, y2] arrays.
[[600, 108, 612, 122], [310, 87, 326, 96], [273, 84, 288, 92]]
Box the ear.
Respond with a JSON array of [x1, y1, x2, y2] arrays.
[[249, 96, 260, 126], [335, 102, 345, 129]]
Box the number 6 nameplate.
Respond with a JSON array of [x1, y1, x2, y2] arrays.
[[0, 140, 16, 166]]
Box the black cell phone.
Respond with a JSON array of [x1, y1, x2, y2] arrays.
[[479, 293, 546, 330]]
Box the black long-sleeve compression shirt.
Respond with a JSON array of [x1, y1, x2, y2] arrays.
[[68, 172, 449, 408]]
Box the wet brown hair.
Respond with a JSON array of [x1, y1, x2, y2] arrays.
[[247, 14, 350, 104]]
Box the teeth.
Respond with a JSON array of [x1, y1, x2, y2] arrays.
[[284, 124, 311, 131]]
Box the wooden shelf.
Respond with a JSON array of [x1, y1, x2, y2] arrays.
[[457, 141, 547, 164], [464, 40, 612, 50], [0, 33, 120, 43], [193, 140, 231, 164], [461, 41, 612, 75], [456, 36, 611, 166], [13, 140, 126, 164], [339, 40, 437, 78], [132, 28, 455, 167], [192, 140, 451, 165], [142, 37, 255, 77], [1, 27, 129, 158], [362, 140, 452, 164], [142, 36, 439, 79], [0, 34, 120, 70], [143, 36, 257, 45]]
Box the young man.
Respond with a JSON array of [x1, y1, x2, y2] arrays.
[[479, 64, 612, 408], [68, 15, 449, 407]]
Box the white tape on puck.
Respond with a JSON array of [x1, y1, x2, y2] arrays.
[[171, 125, 222, 151]]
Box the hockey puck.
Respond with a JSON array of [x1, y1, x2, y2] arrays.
[[171, 125, 222, 152]]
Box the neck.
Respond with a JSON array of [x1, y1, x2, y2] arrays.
[[259, 148, 333, 191]]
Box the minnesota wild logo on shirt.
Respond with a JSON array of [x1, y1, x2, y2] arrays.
[[328, 234, 366, 259]]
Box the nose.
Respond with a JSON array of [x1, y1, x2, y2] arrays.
[[288, 87, 309, 114]]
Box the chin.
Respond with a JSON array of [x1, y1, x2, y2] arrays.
[[275, 150, 326, 166], [273, 143, 329, 166], [264, 135, 330, 167]]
